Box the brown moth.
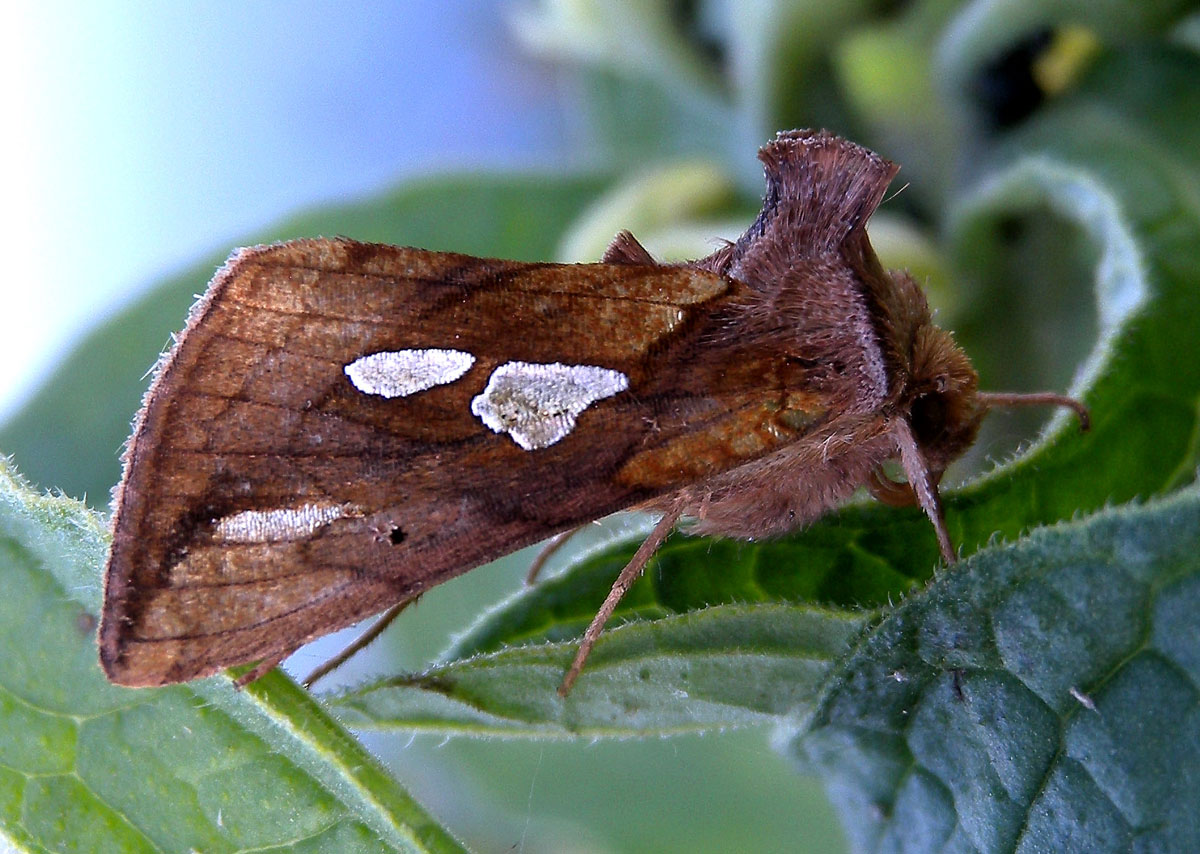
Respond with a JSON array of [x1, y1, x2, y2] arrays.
[[99, 130, 1086, 693]]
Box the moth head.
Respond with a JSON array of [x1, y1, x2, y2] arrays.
[[903, 322, 985, 477]]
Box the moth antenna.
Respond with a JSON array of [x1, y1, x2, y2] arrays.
[[302, 599, 413, 688], [559, 504, 685, 696], [977, 391, 1090, 431], [525, 527, 583, 586], [893, 418, 957, 564]]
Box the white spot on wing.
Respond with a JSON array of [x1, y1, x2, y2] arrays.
[[345, 349, 475, 398], [214, 504, 349, 543], [470, 361, 629, 450]]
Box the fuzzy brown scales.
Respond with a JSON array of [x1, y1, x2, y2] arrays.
[[99, 129, 1086, 691]]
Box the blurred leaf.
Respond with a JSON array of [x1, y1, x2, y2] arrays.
[[511, 0, 728, 100], [513, 1, 739, 170], [935, 0, 1197, 122], [572, 66, 741, 171], [951, 45, 1200, 478], [0, 458, 463, 853], [831, 2, 962, 205], [793, 483, 1200, 853], [525, 0, 885, 182], [720, 0, 880, 143], [0, 173, 612, 506], [555, 159, 739, 262]]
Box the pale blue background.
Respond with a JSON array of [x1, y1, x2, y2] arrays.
[[2, 1, 573, 419]]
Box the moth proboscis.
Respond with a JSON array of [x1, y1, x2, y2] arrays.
[[99, 129, 1088, 695]]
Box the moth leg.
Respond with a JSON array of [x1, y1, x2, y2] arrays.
[[893, 418, 957, 564], [302, 599, 414, 688], [525, 527, 584, 585], [559, 504, 685, 696], [600, 229, 657, 265]]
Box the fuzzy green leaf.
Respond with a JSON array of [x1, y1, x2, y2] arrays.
[[331, 603, 866, 738], [0, 459, 464, 853], [793, 483, 1200, 853]]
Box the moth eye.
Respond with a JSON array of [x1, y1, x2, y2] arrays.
[[911, 392, 948, 445], [388, 526, 407, 545]]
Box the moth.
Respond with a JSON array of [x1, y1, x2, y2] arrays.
[[99, 130, 1086, 693]]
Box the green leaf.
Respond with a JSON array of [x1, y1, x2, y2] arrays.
[[554, 160, 741, 262], [330, 603, 866, 737], [525, 0, 886, 182], [829, 2, 963, 207], [511, 0, 728, 102], [791, 482, 1200, 853], [0, 458, 464, 852], [512, 1, 739, 171], [949, 44, 1200, 497], [455, 519, 902, 651], [0, 173, 612, 506]]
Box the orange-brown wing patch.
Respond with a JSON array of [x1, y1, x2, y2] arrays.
[[617, 392, 829, 489]]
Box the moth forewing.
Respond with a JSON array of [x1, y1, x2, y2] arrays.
[[98, 240, 745, 686], [99, 129, 1087, 693]]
